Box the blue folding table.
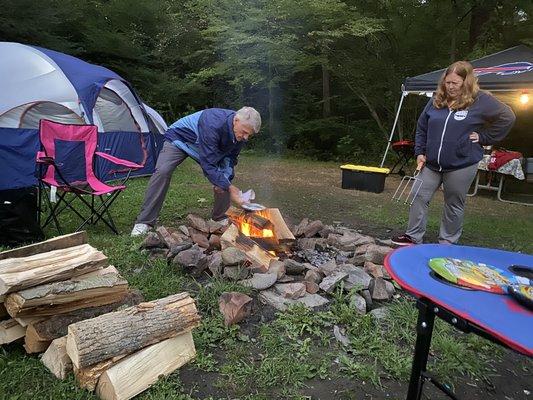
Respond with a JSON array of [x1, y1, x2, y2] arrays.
[[384, 244, 533, 400]]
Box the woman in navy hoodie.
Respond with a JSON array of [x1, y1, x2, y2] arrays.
[[392, 61, 515, 246]]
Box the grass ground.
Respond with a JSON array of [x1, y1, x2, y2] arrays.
[[0, 153, 531, 400]]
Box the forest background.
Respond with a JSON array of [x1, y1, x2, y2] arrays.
[[1, 0, 532, 162]]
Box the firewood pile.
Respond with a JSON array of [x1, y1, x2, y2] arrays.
[[0, 232, 201, 400], [141, 207, 398, 319]]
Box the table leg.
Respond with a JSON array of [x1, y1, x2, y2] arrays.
[[467, 171, 480, 197], [496, 175, 533, 206], [406, 300, 435, 400]]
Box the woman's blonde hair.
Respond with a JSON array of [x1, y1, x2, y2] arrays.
[[433, 61, 479, 110]]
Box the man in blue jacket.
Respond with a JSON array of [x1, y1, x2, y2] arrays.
[[131, 107, 261, 236]]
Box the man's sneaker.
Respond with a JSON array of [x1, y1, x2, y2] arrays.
[[130, 223, 151, 237], [391, 234, 415, 246]]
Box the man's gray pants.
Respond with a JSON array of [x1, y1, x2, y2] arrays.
[[135, 141, 230, 226], [405, 163, 478, 244]]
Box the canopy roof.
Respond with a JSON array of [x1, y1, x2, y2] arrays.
[[403, 45, 533, 92]]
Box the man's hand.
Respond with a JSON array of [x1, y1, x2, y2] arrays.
[[228, 185, 244, 206], [416, 154, 426, 171], [469, 132, 480, 143]]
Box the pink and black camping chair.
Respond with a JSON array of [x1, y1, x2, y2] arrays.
[[37, 120, 143, 234]]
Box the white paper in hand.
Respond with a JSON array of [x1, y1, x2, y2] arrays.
[[240, 189, 256, 203]]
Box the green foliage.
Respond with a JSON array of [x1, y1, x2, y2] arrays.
[[1, 0, 531, 159]]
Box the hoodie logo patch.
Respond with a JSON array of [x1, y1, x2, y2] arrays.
[[454, 110, 468, 121]]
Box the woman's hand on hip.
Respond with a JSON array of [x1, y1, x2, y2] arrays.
[[469, 132, 480, 143]]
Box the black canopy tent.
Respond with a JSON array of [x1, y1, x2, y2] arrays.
[[381, 45, 533, 167]]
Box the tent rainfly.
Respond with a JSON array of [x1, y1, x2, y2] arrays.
[[381, 45, 533, 167], [0, 42, 166, 191]]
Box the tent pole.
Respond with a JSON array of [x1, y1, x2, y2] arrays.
[[380, 91, 408, 168]]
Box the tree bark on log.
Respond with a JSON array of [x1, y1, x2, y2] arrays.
[[66, 292, 200, 369], [0, 231, 87, 260], [29, 290, 143, 341], [5, 272, 128, 318], [0, 244, 108, 295], [0, 318, 25, 344], [95, 331, 196, 400], [41, 336, 72, 380], [0, 301, 7, 318]]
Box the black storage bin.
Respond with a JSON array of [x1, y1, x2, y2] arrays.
[[0, 187, 44, 246], [340, 165, 390, 193]]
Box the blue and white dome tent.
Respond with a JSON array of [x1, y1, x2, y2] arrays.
[[0, 42, 166, 190]]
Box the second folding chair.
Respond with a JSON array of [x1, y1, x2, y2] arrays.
[[37, 119, 144, 234]]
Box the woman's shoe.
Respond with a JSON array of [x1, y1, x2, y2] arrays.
[[391, 234, 415, 246]]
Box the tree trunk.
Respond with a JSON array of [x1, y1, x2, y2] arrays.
[[0, 244, 108, 295], [449, 0, 459, 63], [95, 331, 196, 399], [322, 62, 331, 118], [468, 3, 492, 51], [30, 290, 143, 341], [66, 292, 200, 369]]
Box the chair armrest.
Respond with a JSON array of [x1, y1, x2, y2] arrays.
[[36, 151, 55, 165], [95, 152, 144, 170]]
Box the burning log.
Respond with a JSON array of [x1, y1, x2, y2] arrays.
[[220, 225, 277, 272]]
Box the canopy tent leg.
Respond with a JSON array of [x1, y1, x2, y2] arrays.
[[380, 92, 408, 168]]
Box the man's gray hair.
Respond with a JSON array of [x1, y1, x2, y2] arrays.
[[236, 106, 261, 133]]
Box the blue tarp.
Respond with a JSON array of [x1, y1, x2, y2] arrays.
[[0, 128, 40, 190]]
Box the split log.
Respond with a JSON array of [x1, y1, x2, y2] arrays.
[[0, 231, 87, 260], [23, 324, 51, 353], [264, 208, 295, 243], [0, 318, 25, 344], [5, 271, 128, 318], [41, 337, 72, 380], [96, 331, 196, 400], [75, 355, 127, 391], [14, 315, 45, 327], [66, 292, 200, 369], [0, 244, 108, 295], [29, 290, 143, 342]]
